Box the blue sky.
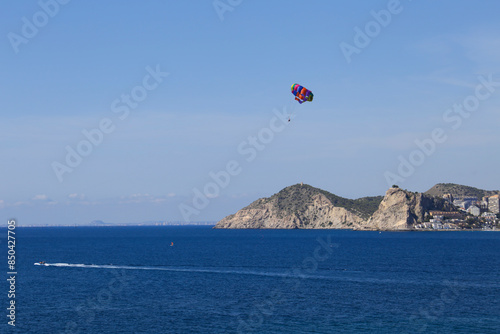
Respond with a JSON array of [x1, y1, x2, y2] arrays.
[[2, 0, 499, 225]]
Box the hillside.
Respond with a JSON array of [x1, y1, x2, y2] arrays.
[[214, 184, 383, 229], [425, 183, 500, 199], [268, 184, 383, 220]]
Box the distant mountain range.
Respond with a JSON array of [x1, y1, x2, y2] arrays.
[[214, 183, 497, 230]]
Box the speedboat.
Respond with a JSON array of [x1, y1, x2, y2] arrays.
[[34, 261, 47, 266]]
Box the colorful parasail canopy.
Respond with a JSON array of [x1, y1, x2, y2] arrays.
[[291, 83, 313, 104]]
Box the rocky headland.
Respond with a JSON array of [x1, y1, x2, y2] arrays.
[[214, 184, 460, 230]]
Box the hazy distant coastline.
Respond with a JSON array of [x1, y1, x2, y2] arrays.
[[8, 221, 217, 228]]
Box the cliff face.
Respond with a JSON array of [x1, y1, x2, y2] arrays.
[[363, 187, 453, 230], [214, 184, 374, 229]]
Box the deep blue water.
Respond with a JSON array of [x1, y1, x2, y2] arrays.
[[3, 226, 500, 333]]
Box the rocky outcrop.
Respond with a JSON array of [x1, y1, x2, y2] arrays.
[[214, 184, 380, 229], [362, 187, 453, 230]]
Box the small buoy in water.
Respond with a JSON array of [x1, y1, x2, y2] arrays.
[[170, 242, 174, 246]]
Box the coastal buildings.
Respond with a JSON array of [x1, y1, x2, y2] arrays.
[[482, 212, 497, 220], [449, 194, 500, 216], [414, 222, 460, 230], [488, 195, 499, 214], [467, 205, 481, 217], [429, 210, 464, 219], [426, 192, 500, 230]]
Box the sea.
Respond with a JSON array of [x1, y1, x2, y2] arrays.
[[5, 226, 500, 333]]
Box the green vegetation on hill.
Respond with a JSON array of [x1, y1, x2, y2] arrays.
[[425, 183, 500, 199], [259, 184, 383, 220], [352, 196, 385, 219]]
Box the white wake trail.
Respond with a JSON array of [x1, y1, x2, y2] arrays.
[[34, 262, 316, 279], [33, 262, 500, 288]]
